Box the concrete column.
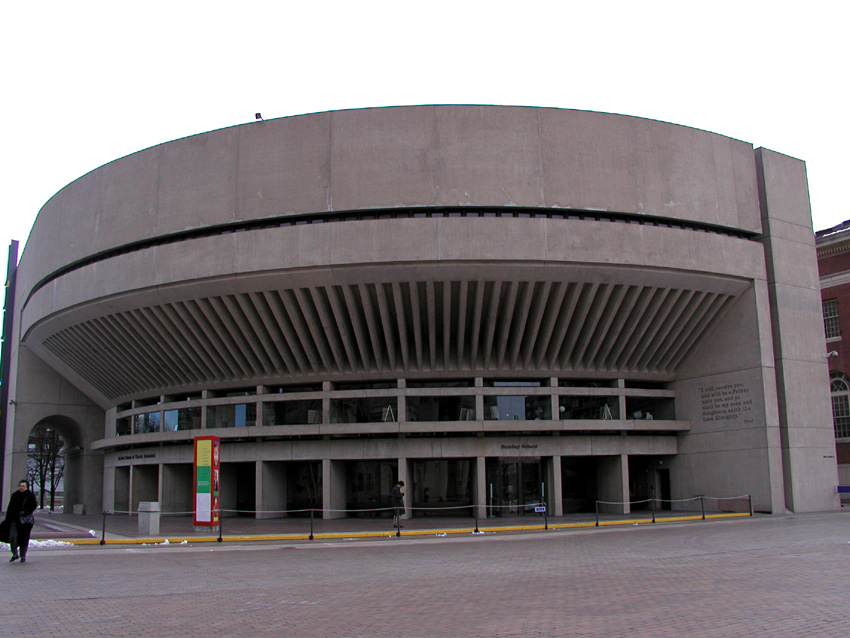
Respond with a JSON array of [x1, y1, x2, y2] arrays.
[[64, 449, 104, 515], [103, 465, 116, 513], [258, 461, 288, 519], [157, 463, 164, 504], [546, 455, 563, 516], [596, 454, 630, 514], [114, 466, 130, 513], [161, 464, 193, 515], [475, 377, 484, 421], [322, 381, 332, 424], [201, 391, 211, 428], [550, 379, 560, 422], [130, 464, 159, 512], [323, 458, 346, 519], [397, 379, 407, 423], [617, 378, 626, 421], [397, 396, 406, 423], [474, 456, 487, 518], [756, 148, 840, 512], [397, 457, 412, 519]]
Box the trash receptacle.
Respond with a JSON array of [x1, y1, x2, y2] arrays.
[[138, 501, 161, 536]]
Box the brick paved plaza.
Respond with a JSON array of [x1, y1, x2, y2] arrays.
[[2, 512, 849, 637]]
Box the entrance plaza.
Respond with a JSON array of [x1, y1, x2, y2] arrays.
[[3, 512, 849, 637]]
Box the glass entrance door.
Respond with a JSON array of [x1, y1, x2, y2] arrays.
[[486, 458, 543, 516]]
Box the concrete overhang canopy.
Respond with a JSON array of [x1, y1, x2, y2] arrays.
[[25, 259, 748, 407]]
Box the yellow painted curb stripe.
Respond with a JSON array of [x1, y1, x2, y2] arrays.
[[66, 512, 751, 546]]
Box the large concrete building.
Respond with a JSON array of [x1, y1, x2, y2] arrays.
[[0, 105, 839, 518]]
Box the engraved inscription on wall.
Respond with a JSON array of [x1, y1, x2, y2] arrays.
[[700, 383, 753, 425]]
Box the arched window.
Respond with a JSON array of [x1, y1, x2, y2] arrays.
[[830, 372, 850, 438]]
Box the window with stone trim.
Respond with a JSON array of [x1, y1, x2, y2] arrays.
[[830, 372, 850, 439], [824, 299, 841, 340]]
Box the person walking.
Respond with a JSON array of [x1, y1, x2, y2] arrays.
[[391, 480, 405, 528], [5, 480, 37, 563]]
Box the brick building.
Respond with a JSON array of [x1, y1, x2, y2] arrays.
[[816, 221, 850, 487]]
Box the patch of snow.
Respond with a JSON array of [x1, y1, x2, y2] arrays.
[[1, 539, 72, 549]]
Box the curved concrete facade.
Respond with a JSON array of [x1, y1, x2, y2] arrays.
[[2, 106, 839, 518]]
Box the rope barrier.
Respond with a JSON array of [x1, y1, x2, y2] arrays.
[[97, 494, 750, 541]]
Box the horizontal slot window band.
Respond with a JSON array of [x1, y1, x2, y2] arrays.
[[24, 206, 756, 307]]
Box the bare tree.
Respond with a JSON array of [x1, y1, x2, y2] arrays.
[[27, 424, 65, 510]]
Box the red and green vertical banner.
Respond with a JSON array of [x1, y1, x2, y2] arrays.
[[193, 436, 220, 526]]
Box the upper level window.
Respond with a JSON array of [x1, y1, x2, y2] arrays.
[[830, 372, 850, 439], [824, 299, 840, 340]]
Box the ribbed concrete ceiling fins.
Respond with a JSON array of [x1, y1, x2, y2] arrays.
[[160, 303, 226, 379], [131, 307, 200, 385], [504, 280, 532, 368], [282, 289, 323, 374], [356, 283, 384, 370], [549, 282, 590, 369], [395, 281, 414, 371], [531, 282, 572, 369], [647, 290, 707, 371], [639, 290, 695, 372], [591, 285, 639, 370], [582, 284, 627, 368], [442, 281, 453, 369], [662, 293, 736, 371], [40, 277, 740, 401], [260, 290, 308, 374], [44, 329, 113, 396], [625, 289, 682, 371]]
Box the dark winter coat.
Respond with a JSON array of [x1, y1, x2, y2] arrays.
[[4, 489, 37, 527], [391, 485, 405, 508]]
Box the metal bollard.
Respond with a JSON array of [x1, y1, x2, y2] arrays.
[[101, 510, 107, 545], [309, 508, 314, 541]]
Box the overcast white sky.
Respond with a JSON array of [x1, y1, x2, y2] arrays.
[[2, 1, 848, 272]]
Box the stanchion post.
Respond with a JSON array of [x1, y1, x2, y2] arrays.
[[217, 510, 223, 543], [100, 510, 107, 545], [541, 483, 547, 530], [309, 507, 314, 540], [748, 494, 753, 517], [700, 495, 705, 520], [595, 500, 599, 527], [650, 498, 656, 524]]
